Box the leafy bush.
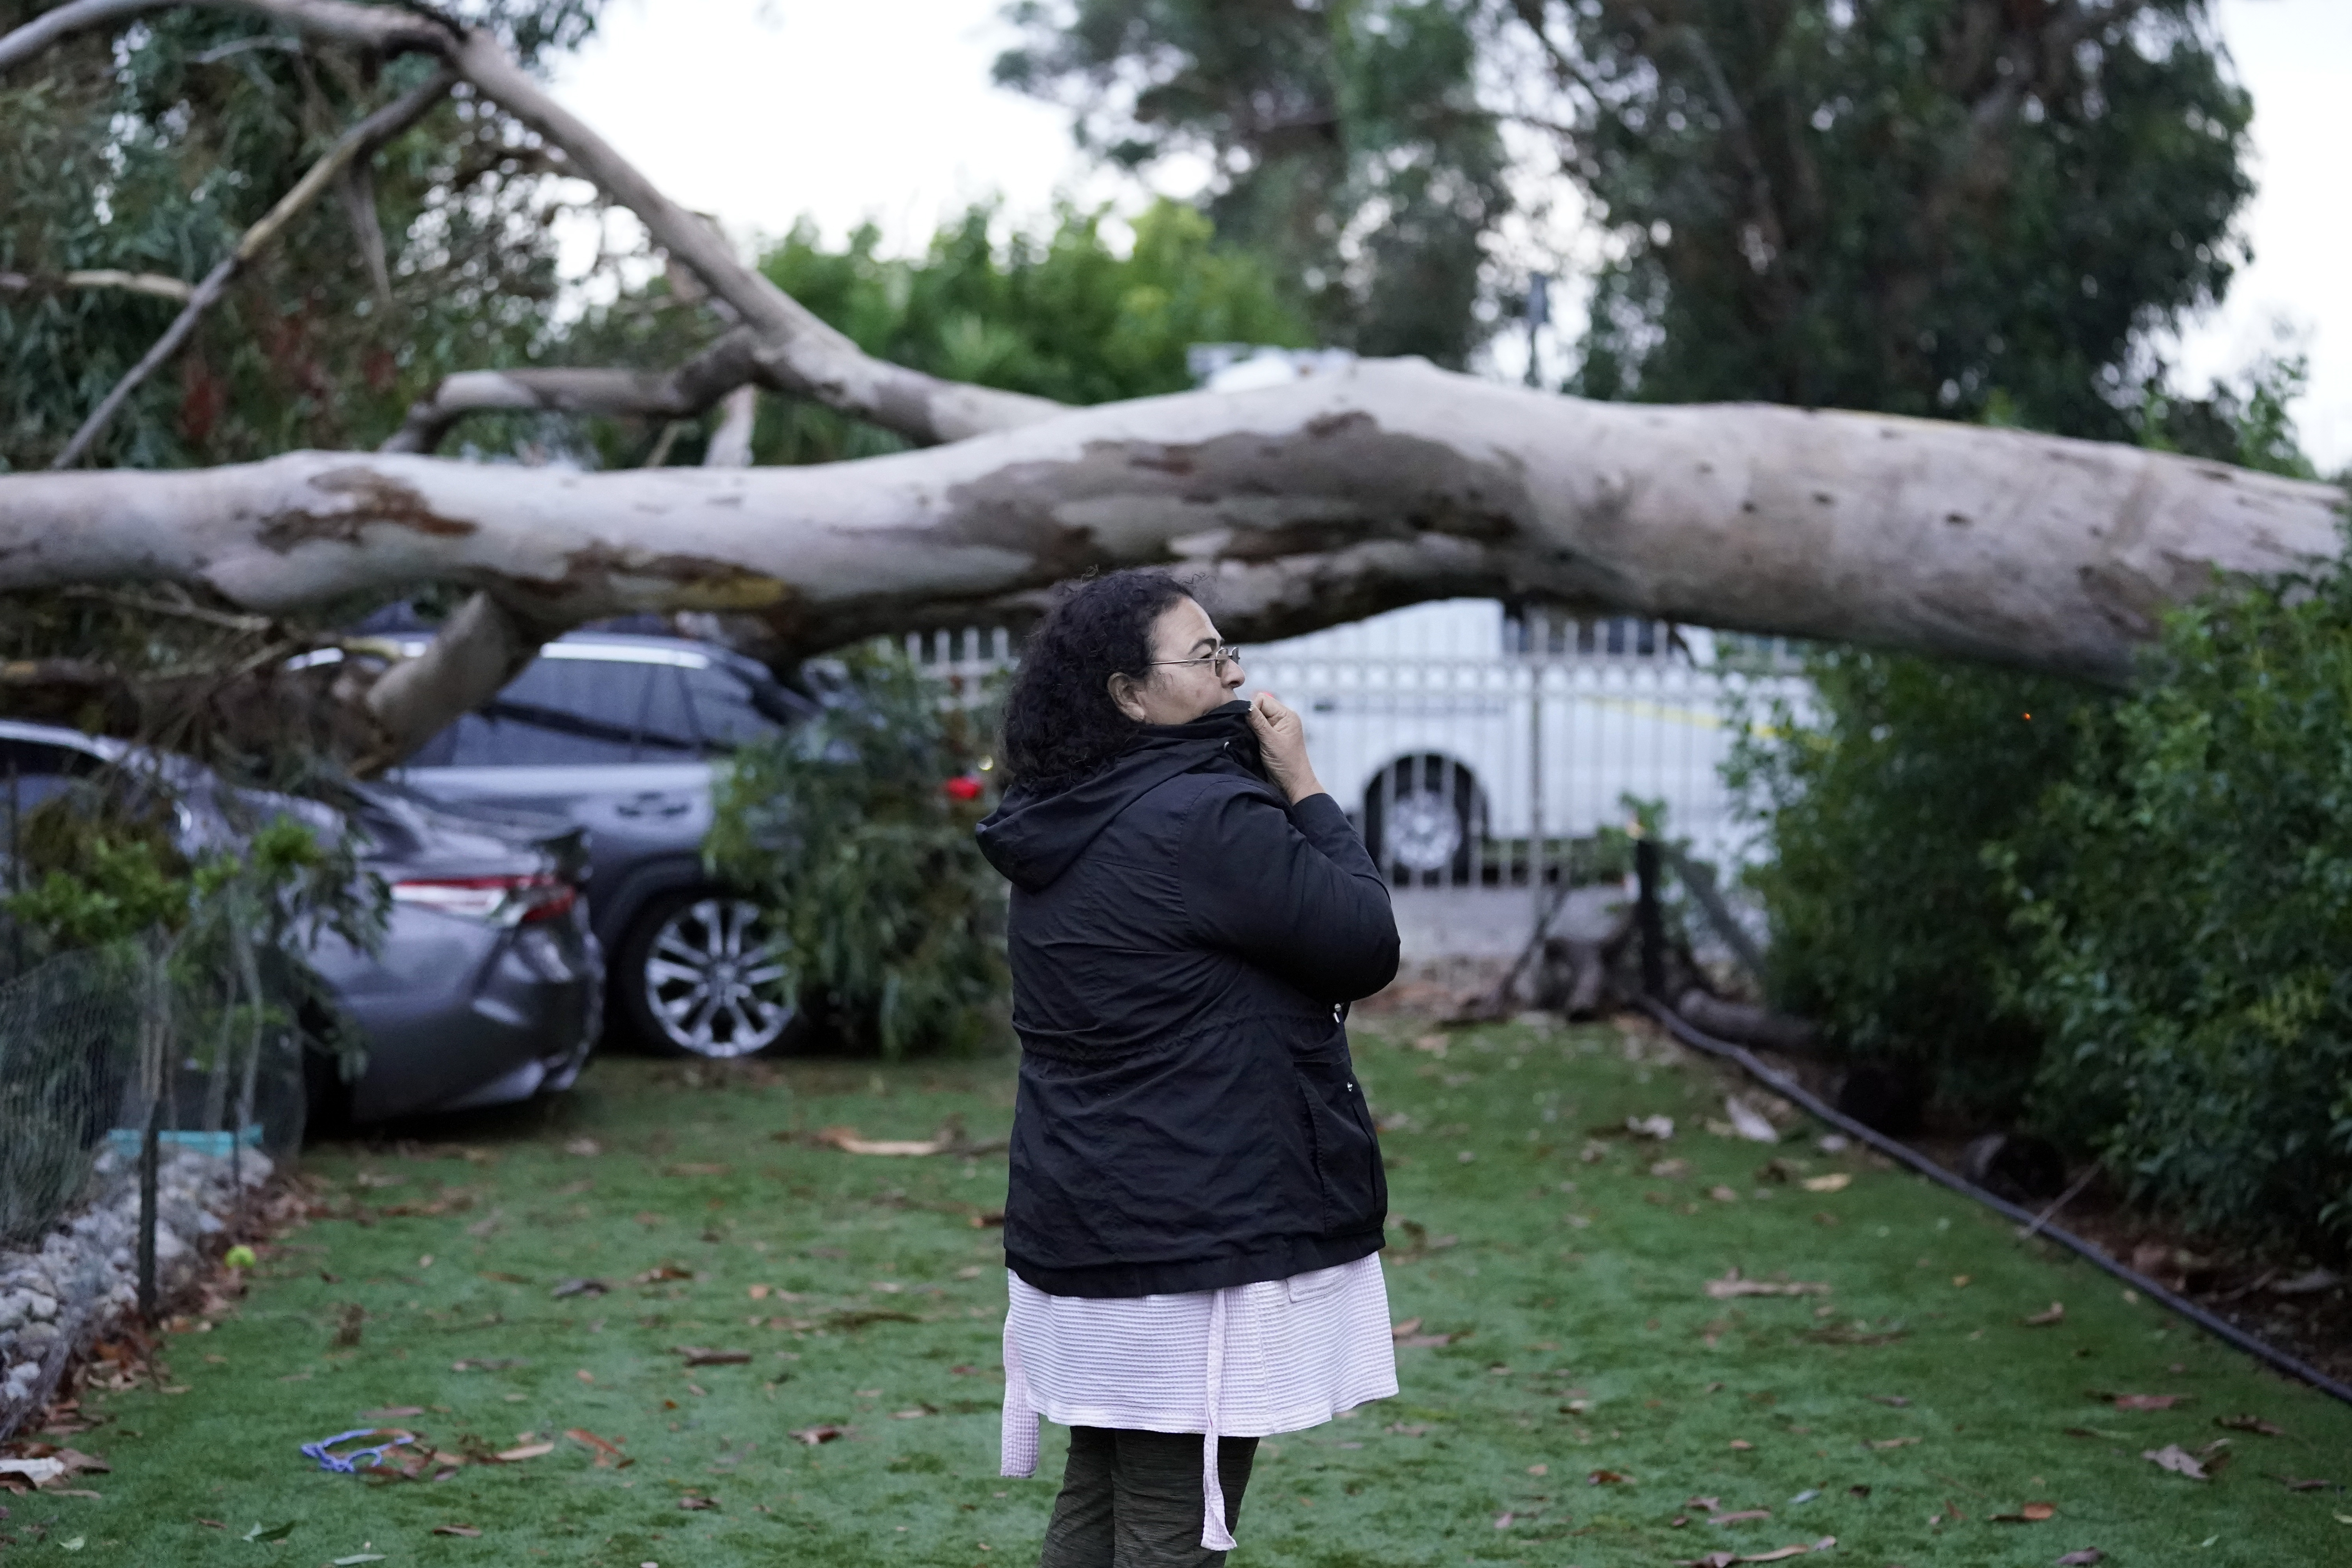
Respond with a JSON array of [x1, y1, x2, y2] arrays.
[[2001, 561, 2352, 1243], [706, 650, 1007, 1058], [1727, 649, 2109, 1113]]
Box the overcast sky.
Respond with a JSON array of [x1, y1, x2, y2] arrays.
[[551, 0, 2351, 470]]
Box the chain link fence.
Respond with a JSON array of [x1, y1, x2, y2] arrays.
[[0, 916, 307, 1440]]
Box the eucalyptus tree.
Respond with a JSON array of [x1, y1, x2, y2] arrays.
[[0, 0, 2338, 779]]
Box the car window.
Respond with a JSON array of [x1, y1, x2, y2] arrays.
[[405, 646, 810, 767], [417, 657, 652, 767], [680, 665, 785, 749], [0, 744, 99, 840]]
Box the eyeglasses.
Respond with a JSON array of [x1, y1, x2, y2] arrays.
[[1146, 643, 1242, 674]]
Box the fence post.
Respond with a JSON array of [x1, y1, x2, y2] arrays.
[[1635, 837, 1666, 999], [136, 939, 167, 1323]]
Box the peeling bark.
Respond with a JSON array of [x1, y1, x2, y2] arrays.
[[0, 361, 2337, 690]]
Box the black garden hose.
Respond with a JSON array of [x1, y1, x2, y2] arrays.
[[1636, 996, 2352, 1409]]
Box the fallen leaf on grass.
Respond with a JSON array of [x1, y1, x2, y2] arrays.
[[1492, 1510, 1515, 1529], [2110, 1393, 2188, 1411], [1990, 1502, 2058, 1523], [449, 1358, 526, 1373], [332, 1554, 387, 1565], [550, 1278, 608, 1299], [679, 1494, 720, 1511], [431, 1524, 481, 1537], [2142, 1444, 2209, 1480], [1390, 1317, 1423, 1339], [675, 1347, 751, 1367], [2056, 1552, 2106, 1565], [891, 1406, 938, 1420], [789, 1425, 848, 1446], [634, 1265, 693, 1284], [1676, 1541, 1834, 1568], [242, 1522, 294, 1543], [1723, 1098, 1782, 1143], [815, 1126, 951, 1157], [1588, 1468, 1630, 1485], [1706, 1269, 1829, 1299], [2022, 1302, 2066, 1327], [970, 1208, 1006, 1229], [1628, 1114, 1676, 1140], [1709, 1185, 1742, 1202], [493, 1442, 554, 1463], [1713, 1509, 1772, 1524], [563, 1137, 601, 1157], [1729, 1440, 1754, 1451], [1870, 1394, 1911, 1407], [1800, 1173, 1851, 1193], [359, 1407, 424, 1420], [1651, 1158, 1692, 1178], [0, 1459, 65, 1489], [478, 1270, 528, 1285], [564, 1429, 629, 1468], [664, 1162, 731, 1177], [2270, 1267, 2343, 1296], [2280, 1477, 2333, 1492], [2215, 1414, 2282, 1436]]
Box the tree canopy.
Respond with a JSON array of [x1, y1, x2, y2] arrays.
[[0, 0, 611, 472], [995, 0, 1510, 368], [1517, 0, 2252, 440]]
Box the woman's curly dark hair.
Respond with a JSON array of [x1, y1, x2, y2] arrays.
[[1000, 569, 1193, 791]]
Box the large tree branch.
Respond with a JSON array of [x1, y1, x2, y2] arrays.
[[48, 66, 456, 469], [379, 328, 765, 454], [0, 361, 2337, 686]]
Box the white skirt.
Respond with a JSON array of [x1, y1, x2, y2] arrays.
[[1000, 1253, 1399, 1550]]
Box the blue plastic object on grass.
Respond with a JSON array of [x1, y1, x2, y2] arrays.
[[301, 1428, 416, 1474]]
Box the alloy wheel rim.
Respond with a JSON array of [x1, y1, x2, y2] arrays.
[[642, 897, 795, 1057], [1386, 791, 1465, 873]]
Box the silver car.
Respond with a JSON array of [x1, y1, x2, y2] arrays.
[[0, 721, 601, 1122]]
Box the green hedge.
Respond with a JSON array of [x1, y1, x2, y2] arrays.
[[1738, 534, 2352, 1246]]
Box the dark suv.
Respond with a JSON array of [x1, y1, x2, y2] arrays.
[[388, 632, 817, 1059]]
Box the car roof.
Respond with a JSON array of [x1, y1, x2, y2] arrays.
[[381, 629, 765, 676]]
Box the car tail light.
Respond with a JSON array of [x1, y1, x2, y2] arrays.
[[392, 874, 578, 926]]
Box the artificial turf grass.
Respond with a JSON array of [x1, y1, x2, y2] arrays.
[[20, 1015, 2352, 1566]]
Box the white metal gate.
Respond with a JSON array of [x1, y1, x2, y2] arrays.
[[908, 601, 1811, 892]]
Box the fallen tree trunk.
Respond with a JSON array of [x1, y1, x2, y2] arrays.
[[0, 358, 2336, 676]]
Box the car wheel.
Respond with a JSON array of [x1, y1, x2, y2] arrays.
[[1364, 755, 1484, 882], [616, 890, 802, 1058]]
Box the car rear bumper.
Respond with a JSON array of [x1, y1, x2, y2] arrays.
[[315, 905, 604, 1122]]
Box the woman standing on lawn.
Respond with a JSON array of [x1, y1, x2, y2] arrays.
[[976, 569, 1401, 1567]]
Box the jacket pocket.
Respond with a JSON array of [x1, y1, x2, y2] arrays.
[[1296, 1055, 1386, 1234]]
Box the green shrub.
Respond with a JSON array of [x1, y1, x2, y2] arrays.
[[2001, 561, 2352, 1243], [1727, 648, 2108, 1113], [706, 650, 1007, 1058]]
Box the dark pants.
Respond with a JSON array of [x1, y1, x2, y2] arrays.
[[1038, 1426, 1259, 1568]]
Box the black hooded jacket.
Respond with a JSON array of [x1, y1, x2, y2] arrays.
[[975, 701, 1401, 1298]]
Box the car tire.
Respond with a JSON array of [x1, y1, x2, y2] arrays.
[[615, 889, 805, 1059], [1363, 755, 1484, 884]]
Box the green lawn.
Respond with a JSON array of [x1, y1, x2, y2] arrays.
[[19, 1013, 2352, 1566]]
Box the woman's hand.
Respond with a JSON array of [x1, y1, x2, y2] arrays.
[[1249, 691, 1328, 805]]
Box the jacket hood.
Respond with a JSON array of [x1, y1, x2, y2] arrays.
[[976, 700, 1264, 893]]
